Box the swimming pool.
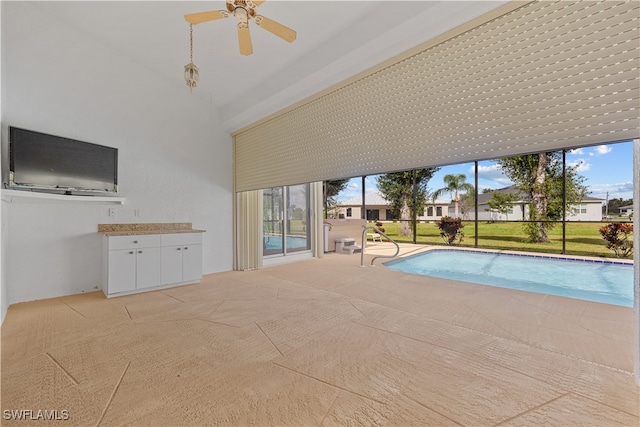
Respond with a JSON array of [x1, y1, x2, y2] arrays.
[[384, 249, 634, 307], [263, 235, 309, 251]]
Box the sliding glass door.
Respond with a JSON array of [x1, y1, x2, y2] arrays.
[[286, 184, 311, 254], [263, 187, 284, 256], [263, 184, 311, 257]]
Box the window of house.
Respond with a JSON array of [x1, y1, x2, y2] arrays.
[[570, 204, 588, 215], [346, 208, 352, 217], [427, 206, 434, 216], [436, 206, 443, 216]]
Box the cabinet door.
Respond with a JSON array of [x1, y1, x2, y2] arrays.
[[182, 244, 202, 283], [161, 246, 184, 285], [108, 249, 136, 294], [136, 247, 161, 289]]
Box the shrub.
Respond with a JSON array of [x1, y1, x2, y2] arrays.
[[599, 222, 633, 258], [373, 221, 385, 233], [436, 216, 464, 245]]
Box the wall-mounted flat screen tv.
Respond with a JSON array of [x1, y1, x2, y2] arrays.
[[9, 126, 118, 195]]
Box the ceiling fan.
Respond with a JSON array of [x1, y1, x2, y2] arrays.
[[184, 0, 297, 56]]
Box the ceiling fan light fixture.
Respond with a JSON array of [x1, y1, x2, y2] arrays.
[[236, 6, 248, 23], [184, 62, 199, 92]]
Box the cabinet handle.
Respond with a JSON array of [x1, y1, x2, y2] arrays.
[[129, 251, 134, 254], [184, 247, 188, 250], [138, 250, 143, 254], [177, 247, 181, 251], [133, 240, 138, 244]]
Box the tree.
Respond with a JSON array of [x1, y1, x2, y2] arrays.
[[459, 192, 476, 220], [497, 152, 587, 243], [486, 191, 518, 220], [377, 168, 440, 238], [323, 179, 350, 218], [433, 174, 475, 218]]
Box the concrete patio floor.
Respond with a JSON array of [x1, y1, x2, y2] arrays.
[[1, 243, 638, 426]]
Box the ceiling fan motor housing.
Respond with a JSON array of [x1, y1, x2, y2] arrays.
[[228, 1, 256, 18]]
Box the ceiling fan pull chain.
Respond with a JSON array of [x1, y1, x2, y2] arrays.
[[184, 24, 200, 92], [189, 24, 194, 62]]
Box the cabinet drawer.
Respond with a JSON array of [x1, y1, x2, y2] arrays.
[[107, 234, 161, 250], [161, 233, 202, 246]]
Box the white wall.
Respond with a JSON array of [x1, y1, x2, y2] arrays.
[[1, 199, 7, 323], [1, 3, 9, 322], [0, 2, 233, 305]]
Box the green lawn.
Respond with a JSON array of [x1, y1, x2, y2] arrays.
[[371, 221, 634, 259]]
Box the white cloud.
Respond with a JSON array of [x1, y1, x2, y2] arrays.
[[569, 148, 585, 155], [590, 145, 612, 156], [472, 163, 497, 176], [346, 181, 359, 191], [473, 163, 512, 187], [586, 182, 633, 200], [567, 158, 590, 172]]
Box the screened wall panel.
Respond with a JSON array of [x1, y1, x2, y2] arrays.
[[234, 0, 640, 192]]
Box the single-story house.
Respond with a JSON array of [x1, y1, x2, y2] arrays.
[[618, 205, 634, 216], [337, 192, 452, 222], [467, 186, 605, 222]]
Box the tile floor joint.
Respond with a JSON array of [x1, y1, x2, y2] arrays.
[[45, 352, 80, 385], [95, 361, 131, 427]]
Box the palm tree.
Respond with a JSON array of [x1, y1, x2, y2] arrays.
[[433, 174, 475, 218]]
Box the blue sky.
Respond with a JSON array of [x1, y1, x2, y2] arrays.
[[336, 140, 635, 203]]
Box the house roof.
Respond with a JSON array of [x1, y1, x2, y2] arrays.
[[477, 185, 604, 204], [476, 185, 522, 205], [340, 192, 389, 207], [340, 191, 448, 207]]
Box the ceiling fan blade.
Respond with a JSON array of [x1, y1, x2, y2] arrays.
[[184, 10, 229, 25], [238, 22, 253, 56], [247, 0, 266, 8], [255, 15, 296, 43]]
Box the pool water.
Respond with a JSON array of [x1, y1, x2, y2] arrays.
[[264, 235, 309, 251], [385, 249, 634, 307]]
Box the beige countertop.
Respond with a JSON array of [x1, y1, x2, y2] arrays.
[[98, 222, 205, 236]]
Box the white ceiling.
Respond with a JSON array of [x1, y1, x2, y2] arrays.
[[29, 0, 507, 132]]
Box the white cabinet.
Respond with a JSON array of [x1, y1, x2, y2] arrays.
[[102, 232, 202, 297], [182, 244, 203, 282], [135, 247, 163, 289], [161, 233, 203, 285], [106, 248, 136, 294], [103, 235, 162, 296]]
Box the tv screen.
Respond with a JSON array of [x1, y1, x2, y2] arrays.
[[9, 127, 118, 195]]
